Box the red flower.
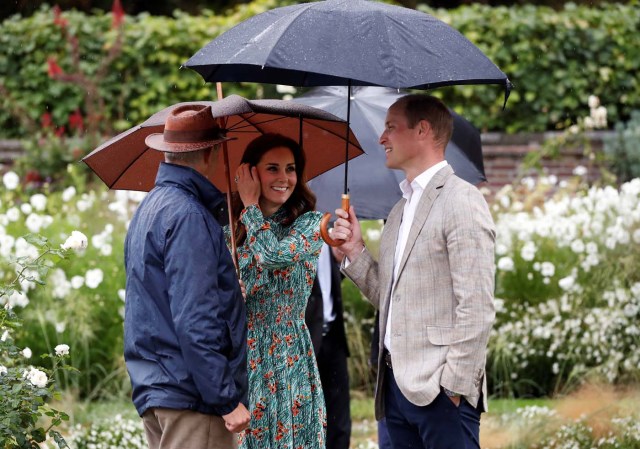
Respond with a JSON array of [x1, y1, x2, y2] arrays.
[[54, 126, 66, 137], [47, 57, 64, 78], [41, 112, 53, 129], [53, 5, 68, 28], [25, 170, 42, 184], [111, 0, 125, 28], [69, 109, 84, 132]]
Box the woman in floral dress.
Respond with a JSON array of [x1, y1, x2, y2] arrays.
[[226, 133, 326, 449]]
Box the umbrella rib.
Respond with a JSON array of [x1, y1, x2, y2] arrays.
[[109, 148, 153, 189]]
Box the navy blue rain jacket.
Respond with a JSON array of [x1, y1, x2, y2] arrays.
[[124, 162, 247, 417]]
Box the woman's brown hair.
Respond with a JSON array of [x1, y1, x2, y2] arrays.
[[231, 133, 317, 246]]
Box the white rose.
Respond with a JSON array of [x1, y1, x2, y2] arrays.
[[2, 171, 19, 190], [573, 165, 587, 177], [20, 203, 32, 215], [22, 347, 32, 359], [70, 275, 85, 289], [6, 207, 20, 222], [497, 257, 515, 272], [28, 368, 48, 388], [55, 344, 70, 356], [85, 268, 104, 289], [61, 186, 77, 202], [61, 230, 88, 251], [29, 193, 47, 211]]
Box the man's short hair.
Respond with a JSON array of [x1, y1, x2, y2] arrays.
[[395, 94, 453, 149], [164, 144, 218, 164]]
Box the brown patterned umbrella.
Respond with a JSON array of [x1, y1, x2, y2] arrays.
[[83, 95, 363, 193]]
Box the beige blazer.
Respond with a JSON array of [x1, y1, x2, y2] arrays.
[[343, 165, 496, 419]]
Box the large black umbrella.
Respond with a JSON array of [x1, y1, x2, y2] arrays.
[[184, 0, 510, 244], [185, 0, 509, 93], [294, 86, 485, 220]]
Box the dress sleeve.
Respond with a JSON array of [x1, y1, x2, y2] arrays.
[[240, 204, 323, 269]]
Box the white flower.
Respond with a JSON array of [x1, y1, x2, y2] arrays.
[[276, 84, 297, 94], [3, 171, 19, 190], [71, 276, 85, 289], [559, 276, 575, 291], [570, 239, 585, 254], [0, 365, 7, 375], [27, 368, 48, 388], [85, 268, 104, 289], [25, 213, 45, 233], [54, 344, 70, 356], [29, 193, 47, 211], [22, 347, 32, 359], [588, 95, 600, 109], [520, 241, 537, 261], [20, 203, 32, 215], [61, 186, 76, 202], [1, 330, 9, 341], [55, 322, 66, 333], [366, 229, 381, 242], [573, 165, 588, 177], [540, 262, 555, 277], [7, 291, 29, 308], [6, 207, 20, 222], [497, 257, 515, 272], [61, 230, 88, 251]]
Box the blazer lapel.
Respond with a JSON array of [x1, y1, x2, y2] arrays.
[[393, 165, 454, 288], [378, 199, 404, 342]]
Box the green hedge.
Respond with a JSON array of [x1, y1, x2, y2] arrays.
[[0, 2, 638, 138]]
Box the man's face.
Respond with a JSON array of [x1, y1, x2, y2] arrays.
[[379, 103, 422, 173]]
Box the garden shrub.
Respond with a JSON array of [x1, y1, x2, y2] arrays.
[[0, 1, 638, 139], [489, 175, 640, 397], [0, 171, 143, 399]]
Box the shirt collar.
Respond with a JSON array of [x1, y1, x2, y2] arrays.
[[399, 160, 449, 199], [155, 162, 226, 216]]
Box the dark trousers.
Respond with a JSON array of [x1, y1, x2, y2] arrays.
[[384, 366, 481, 449], [317, 323, 351, 449]]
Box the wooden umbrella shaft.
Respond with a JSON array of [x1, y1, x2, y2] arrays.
[[217, 82, 239, 275]]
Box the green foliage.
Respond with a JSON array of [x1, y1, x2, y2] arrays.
[[0, 236, 76, 449], [1, 2, 639, 139], [420, 3, 640, 133], [604, 110, 640, 183], [0, 174, 138, 400]]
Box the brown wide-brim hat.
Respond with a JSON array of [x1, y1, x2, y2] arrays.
[[145, 104, 233, 153]]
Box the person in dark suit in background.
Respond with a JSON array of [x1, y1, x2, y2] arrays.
[[305, 242, 352, 449]]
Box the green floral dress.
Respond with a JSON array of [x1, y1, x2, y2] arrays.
[[225, 204, 326, 449]]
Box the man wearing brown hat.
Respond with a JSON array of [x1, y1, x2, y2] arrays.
[[124, 104, 249, 449]]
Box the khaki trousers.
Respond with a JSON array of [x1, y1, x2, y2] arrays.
[[142, 408, 237, 449]]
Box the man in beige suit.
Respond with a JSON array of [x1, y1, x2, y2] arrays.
[[332, 94, 496, 449]]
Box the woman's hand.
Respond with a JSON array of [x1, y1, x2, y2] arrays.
[[235, 163, 260, 208]]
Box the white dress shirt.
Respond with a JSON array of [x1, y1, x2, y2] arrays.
[[384, 161, 448, 352], [318, 243, 336, 324]]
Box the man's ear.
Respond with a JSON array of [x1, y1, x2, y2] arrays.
[[417, 119, 431, 140]]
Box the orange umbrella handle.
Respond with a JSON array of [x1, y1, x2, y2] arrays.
[[320, 194, 350, 247]]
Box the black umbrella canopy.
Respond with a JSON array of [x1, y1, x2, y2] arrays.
[[294, 86, 486, 220], [185, 0, 510, 94]]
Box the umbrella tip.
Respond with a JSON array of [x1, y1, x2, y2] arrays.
[[502, 79, 513, 110]]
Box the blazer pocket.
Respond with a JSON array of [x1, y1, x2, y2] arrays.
[[425, 326, 455, 346]]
